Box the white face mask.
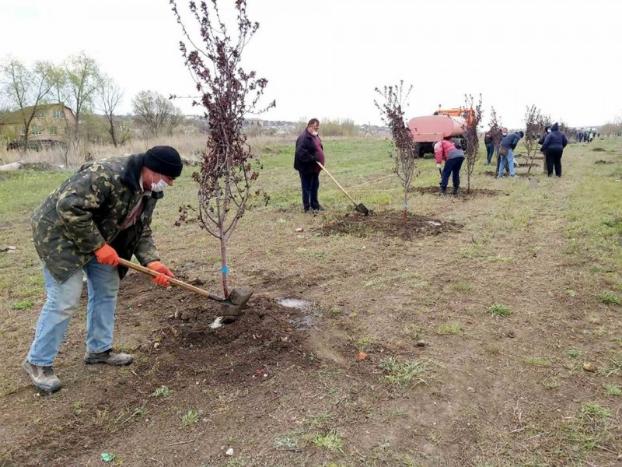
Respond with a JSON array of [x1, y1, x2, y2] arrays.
[[311, 131, 319, 136], [150, 179, 168, 192]]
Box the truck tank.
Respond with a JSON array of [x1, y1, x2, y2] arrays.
[[407, 115, 467, 157]]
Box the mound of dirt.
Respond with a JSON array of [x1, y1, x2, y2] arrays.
[[318, 210, 461, 240], [595, 160, 614, 165]]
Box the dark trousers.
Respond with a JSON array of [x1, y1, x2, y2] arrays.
[[298, 171, 320, 210], [440, 157, 464, 192], [545, 148, 563, 177], [485, 143, 494, 164]]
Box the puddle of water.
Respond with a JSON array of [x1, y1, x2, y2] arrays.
[[277, 298, 312, 310], [277, 297, 315, 330]]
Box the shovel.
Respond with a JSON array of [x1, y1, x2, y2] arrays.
[[118, 258, 252, 316], [316, 161, 369, 216]]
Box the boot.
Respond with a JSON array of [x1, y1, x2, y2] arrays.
[[439, 186, 447, 196], [453, 187, 459, 195], [84, 349, 133, 366], [22, 360, 62, 393]]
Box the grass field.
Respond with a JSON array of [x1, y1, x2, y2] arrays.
[[1, 137, 621, 465]]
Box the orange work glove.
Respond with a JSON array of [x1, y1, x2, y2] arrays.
[[147, 261, 174, 287], [94, 244, 119, 266]]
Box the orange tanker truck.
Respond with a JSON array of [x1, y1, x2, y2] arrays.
[[408, 106, 475, 157]]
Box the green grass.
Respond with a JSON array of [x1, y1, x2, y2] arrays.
[[599, 353, 622, 377], [379, 357, 428, 387], [562, 402, 614, 460], [312, 431, 343, 452], [436, 322, 463, 335], [566, 348, 581, 359], [151, 385, 172, 398], [273, 434, 300, 451], [11, 299, 34, 310], [598, 291, 620, 305], [181, 409, 199, 427], [488, 303, 511, 317], [604, 384, 621, 396]]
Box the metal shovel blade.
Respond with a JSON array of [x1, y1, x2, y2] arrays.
[[355, 203, 370, 216], [219, 287, 253, 322]]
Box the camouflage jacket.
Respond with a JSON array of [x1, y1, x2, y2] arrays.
[[32, 154, 163, 282]]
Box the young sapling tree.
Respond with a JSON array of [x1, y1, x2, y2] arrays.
[[170, 0, 274, 296], [463, 94, 483, 193], [373, 82, 418, 222]]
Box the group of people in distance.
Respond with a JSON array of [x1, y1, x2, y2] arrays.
[[294, 118, 571, 208], [484, 123, 569, 179]]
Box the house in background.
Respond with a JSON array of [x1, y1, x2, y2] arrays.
[[0, 103, 76, 150]]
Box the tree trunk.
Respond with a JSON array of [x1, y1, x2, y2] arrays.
[[402, 191, 408, 223], [219, 232, 229, 298], [108, 117, 118, 147]]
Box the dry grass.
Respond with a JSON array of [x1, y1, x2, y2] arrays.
[[1, 137, 621, 465]]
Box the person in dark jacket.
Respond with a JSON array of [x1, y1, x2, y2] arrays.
[[294, 118, 325, 212], [541, 122, 568, 177], [497, 131, 523, 178], [484, 131, 494, 165], [23, 146, 183, 393]]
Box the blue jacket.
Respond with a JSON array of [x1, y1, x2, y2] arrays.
[[541, 125, 568, 152], [500, 132, 522, 150]]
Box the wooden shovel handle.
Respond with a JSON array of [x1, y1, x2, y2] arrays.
[[117, 258, 222, 301], [316, 161, 358, 206]]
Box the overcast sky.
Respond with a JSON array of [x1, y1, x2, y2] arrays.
[[1, 0, 620, 128]]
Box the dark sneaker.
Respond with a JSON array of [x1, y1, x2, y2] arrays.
[[84, 349, 133, 366], [22, 360, 61, 393]]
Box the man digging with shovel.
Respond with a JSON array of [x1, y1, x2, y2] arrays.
[[22, 147, 185, 393]]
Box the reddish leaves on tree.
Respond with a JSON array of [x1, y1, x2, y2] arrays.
[[374, 82, 418, 220], [170, 0, 274, 295], [463, 94, 483, 193]]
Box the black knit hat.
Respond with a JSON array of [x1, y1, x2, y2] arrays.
[[144, 146, 183, 178]]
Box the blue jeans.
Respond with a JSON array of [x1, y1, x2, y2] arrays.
[[440, 157, 464, 191], [497, 148, 515, 177], [27, 258, 120, 366]]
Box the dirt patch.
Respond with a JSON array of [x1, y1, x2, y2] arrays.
[[411, 186, 504, 197], [595, 159, 614, 165], [2, 274, 317, 465], [592, 147, 606, 152], [318, 210, 461, 240]]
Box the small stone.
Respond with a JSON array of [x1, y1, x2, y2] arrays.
[[506, 330, 515, 338], [225, 447, 234, 456], [415, 340, 427, 347], [153, 342, 161, 349], [582, 362, 596, 372], [295, 227, 304, 233], [355, 351, 368, 362]]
